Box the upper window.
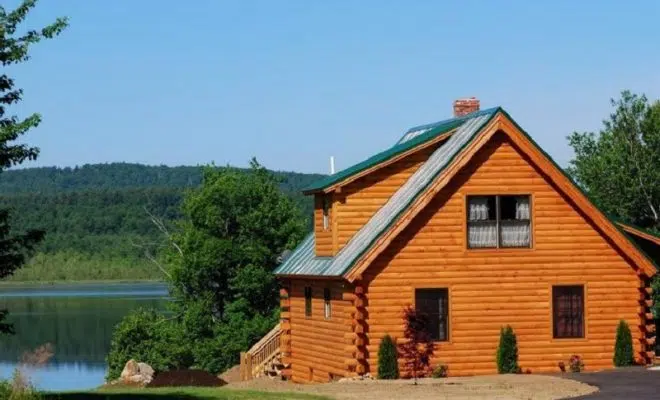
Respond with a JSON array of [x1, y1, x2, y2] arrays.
[[415, 288, 449, 342], [304, 287, 312, 317], [552, 285, 584, 339], [467, 195, 531, 249], [323, 288, 332, 319], [322, 196, 330, 231]]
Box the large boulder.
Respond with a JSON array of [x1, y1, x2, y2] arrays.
[[120, 359, 139, 380], [119, 359, 155, 386]]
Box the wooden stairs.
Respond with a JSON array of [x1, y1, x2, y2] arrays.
[[239, 325, 287, 381]]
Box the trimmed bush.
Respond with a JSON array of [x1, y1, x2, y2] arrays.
[[377, 334, 399, 379], [613, 320, 634, 367], [431, 364, 448, 378], [496, 325, 519, 374]]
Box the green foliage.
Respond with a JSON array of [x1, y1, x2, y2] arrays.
[[377, 334, 399, 379], [170, 160, 306, 319], [107, 160, 307, 377], [0, 0, 67, 334], [496, 325, 519, 374], [613, 320, 634, 367], [0, 370, 42, 400], [0, 163, 323, 282], [431, 364, 448, 378], [652, 275, 660, 320], [400, 306, 434, 383], [106, 308, 193, 381], [567, 91, 660, 232]]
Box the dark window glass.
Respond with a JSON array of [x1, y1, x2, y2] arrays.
[[467, 195, 531, 248], [323, 288, 331, 319], [553, 286, 584, 338], [304, 287, 312, 317], [415, 289, 449, 341]]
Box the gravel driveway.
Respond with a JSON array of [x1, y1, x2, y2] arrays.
[[228, 374, 597, 400]]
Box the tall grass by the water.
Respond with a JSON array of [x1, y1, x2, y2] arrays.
[[6, 252, 163, 282]]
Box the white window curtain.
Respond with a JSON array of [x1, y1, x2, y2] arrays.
[[468, 198, 497, 248], [501, 196, 530, 247]]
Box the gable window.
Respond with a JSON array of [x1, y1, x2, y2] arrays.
[[323, 288, 332, 319], [467, 195, 531, 248], [552, 285, 584, 339], [304, 287, 312, 317], [322, 196, 330, 231], [415, 288, 449, 341]]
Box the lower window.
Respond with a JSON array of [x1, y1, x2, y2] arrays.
[[552, 285, 584, 338], [415, 288, 449, 341]]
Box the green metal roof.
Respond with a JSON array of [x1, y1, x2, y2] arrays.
[[277, 107, 659, 278], [302, 109, 501, 193], [276, 110, 497, 276]]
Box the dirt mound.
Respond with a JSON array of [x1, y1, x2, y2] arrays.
[[147, 369, 227, 387], [219, 365, 241, 383]]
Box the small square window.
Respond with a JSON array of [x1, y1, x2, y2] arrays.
[[467, 195, 531, 248]]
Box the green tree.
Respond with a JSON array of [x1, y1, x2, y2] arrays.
[[567, 91, 660, 232], [106, 309, 193, 380], [0, 0, 67, 333], [107, 159, 307, 375], [496, 325, 519, 374], [168, 159, 306, 372], [170, 159, 306, 319], [377, 334, 399, 379], [613, 320, 634, 367]]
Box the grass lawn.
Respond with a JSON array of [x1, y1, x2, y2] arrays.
[[43, 386, 332, 400]]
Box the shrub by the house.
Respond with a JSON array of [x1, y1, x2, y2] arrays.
[[613, 320, 634, 367], [569, 355, 584, 372], [377, 334, 399, 379], [496, 325, 519, 374], [400, 306, 434, 383], [431, 364, 448, 378]]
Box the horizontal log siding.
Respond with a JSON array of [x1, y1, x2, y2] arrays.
[[335, 145, 439, 251], [314, 194, 333, 256], [363, 133, 644, 376], [289, 279, 352, 383]]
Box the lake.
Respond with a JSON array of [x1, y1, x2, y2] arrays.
[[0, 282, 169, 391]]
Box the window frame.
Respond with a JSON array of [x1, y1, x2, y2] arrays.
[[323, 288, 332, 320], [466, 194, 532, 250], [551, 284, 585, 339], [414, 288, 450, 342], [322, 196, 330, 231], [304, 286, 312, 318]]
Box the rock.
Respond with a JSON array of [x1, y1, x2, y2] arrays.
[[119, 359, 155, 386], [138, 362, 155, 380], [120, 359, 139, 380]]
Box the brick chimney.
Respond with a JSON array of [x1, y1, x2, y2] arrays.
[[453, 97, 480, 117]]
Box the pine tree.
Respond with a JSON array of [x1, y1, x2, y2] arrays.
[[0, 0, 67, 334], [496, 325, 519, 373], [613, 320, 634, 367], [377, 334, 399, 379]]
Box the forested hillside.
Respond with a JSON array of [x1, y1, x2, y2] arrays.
[[0, 163, 324, 281]]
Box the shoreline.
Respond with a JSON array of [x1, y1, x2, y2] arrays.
[[0, 279, 165, 287]]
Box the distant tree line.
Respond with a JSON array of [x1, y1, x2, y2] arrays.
[[0, 163, 324, 280]]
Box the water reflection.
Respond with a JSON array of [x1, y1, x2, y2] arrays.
[[0, 282, 169, 391]]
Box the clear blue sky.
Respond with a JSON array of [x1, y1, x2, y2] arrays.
[[10, 0, 660, 173]]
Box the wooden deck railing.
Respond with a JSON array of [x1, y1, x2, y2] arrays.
[[239, 324, 281, 381]]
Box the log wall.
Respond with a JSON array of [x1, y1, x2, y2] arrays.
[[288, 279, 353, 383], [362, 133, 646, 376]]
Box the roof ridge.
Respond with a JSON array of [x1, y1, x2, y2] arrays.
[[303, 107, 501, 193]]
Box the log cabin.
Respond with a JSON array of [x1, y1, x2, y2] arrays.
[[273, 98, 660, 382]]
